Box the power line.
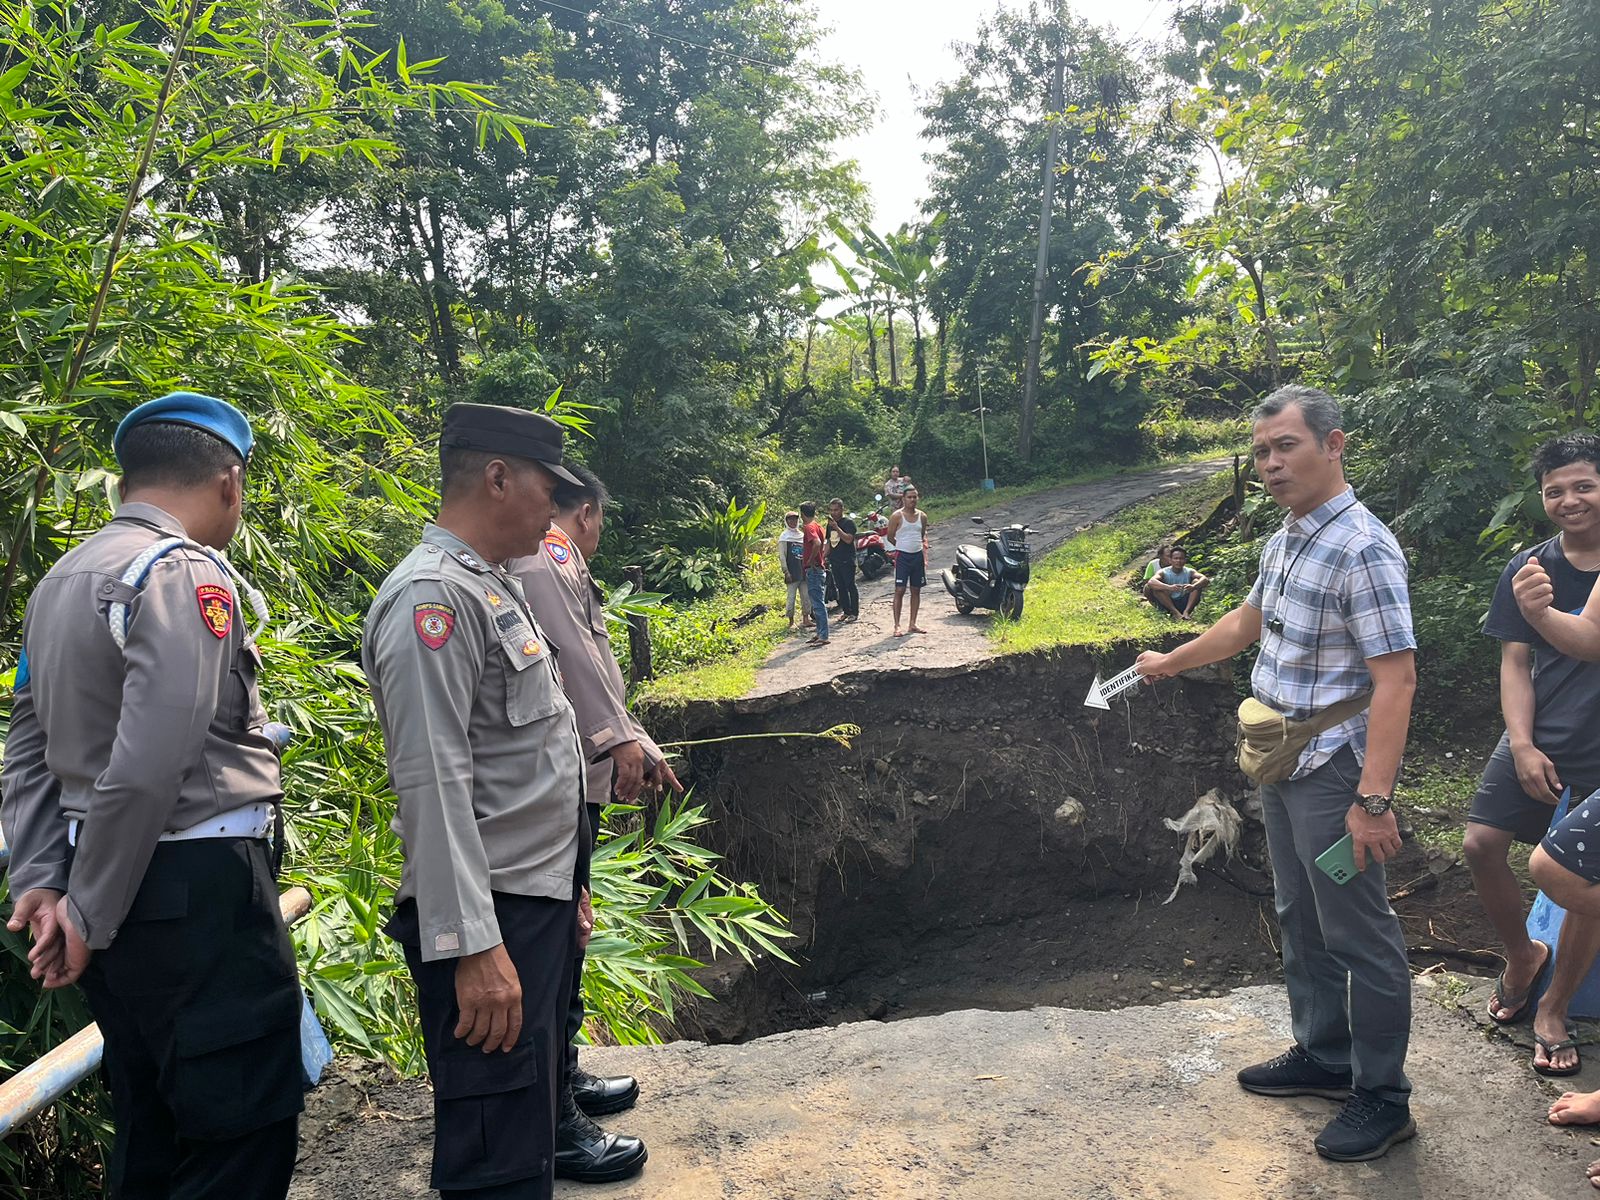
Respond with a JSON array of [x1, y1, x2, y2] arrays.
[[1131, 0, 1166, 39]]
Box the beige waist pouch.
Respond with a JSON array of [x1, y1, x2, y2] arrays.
[[1236, 690, 1373, 786]]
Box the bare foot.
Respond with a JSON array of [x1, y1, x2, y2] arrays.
[[1588, 1159, 1600, 1189], [907, 625, 925, 634], [1550, 1091, 1600, 1126], [893, 628, 904, 637]]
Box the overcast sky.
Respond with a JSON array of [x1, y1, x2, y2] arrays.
[[812, 0, 1177, 230]]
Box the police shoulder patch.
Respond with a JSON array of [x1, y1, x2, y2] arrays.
[[414, 602, 456, 650], [196, 584, 234, 639], [545, 529, 571, 565]]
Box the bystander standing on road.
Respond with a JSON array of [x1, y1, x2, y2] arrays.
[[778, 510, 811, 629], [1463, 434, 1600, 1079], [887, 485, 929, 637], [827, 498, 859, 624], [884, 466, 908, 509], [1497, 473, 1600, 1186], [1136, 385, 1419, 1163], [801, 501, 829, 646]]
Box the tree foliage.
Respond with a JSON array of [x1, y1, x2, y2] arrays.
[[920, 2, 1195, 463], [0, 1, 837, 1191], [1116, 0, 1600, 555]]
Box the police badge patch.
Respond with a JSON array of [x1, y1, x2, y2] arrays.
[[545, 530, 571, 564], [196, 584, 234, 638], [414, 602, 456, 650]]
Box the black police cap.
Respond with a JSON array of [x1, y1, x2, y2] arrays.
[[440, 403, 582, 486]]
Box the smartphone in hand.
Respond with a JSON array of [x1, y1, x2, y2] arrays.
[[1315, 833, 1359, 886]]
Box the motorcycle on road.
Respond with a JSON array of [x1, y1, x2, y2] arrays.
[[855, 495, 893, 581], [940, 517, 1035, 620]]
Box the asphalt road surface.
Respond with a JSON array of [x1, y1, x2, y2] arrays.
[[749, 458, 1231, 698]]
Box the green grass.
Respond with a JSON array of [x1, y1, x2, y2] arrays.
[[632, 555, 792, 706], [633, 607, 789, 706], [988, 471, 1234, 654], [1400, 755, 1482, 859]]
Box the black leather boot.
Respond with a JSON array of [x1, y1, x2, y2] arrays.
[[572, 1064, 640, 1116], [555, 1077, 648, 1183]]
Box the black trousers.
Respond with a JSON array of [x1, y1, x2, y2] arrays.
[[78, 839, 303, 1200], [830, 555, 859, 617], [564, 802, 604, 1080], [391, 886, 578, 1200]]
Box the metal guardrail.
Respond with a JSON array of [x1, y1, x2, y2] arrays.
[[0, 885, 313, 1138]]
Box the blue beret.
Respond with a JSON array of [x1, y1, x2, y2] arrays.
[[113, 392, 254, 466]]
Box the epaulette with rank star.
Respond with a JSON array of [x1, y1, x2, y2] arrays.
[[453, 549, 485, 571]]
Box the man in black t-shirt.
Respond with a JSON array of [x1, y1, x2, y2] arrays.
[[827, 498, 859, 623], [1466, 433, 1600, 1076]]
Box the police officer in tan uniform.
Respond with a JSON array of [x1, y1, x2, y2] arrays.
[[509, 463, 679, 1183], [1, 393, 303, 1199], [363, 404, 644, 1200]]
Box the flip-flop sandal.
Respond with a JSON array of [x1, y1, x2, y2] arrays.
[[1535, 1028, 1584, 1078], [1489, 939, 1552, 1025]]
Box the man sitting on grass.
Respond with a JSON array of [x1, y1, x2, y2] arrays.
[[1150, 546, 1209, 620], [1141, 544, 1173, 603]]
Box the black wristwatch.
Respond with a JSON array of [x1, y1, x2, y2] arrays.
[[1359, 793, 1393, 816]]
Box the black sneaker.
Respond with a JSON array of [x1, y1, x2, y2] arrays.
[[1314, 1088, 1416, 1161], [1237, 1044, 1353, 1099]]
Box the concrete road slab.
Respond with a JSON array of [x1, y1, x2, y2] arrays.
[[291, 979, 1599, 1199]]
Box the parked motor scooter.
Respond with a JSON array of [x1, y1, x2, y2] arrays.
[[940, 517, 1035, 620], [855, 494, 893, 580]]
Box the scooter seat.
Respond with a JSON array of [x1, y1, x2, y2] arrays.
[[956, 544, 988, 571]]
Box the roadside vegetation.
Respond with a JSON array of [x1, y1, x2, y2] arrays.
[[989, 474, 1233, 655]]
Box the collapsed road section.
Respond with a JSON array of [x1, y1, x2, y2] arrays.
[[647, 643, 1286, 1040]]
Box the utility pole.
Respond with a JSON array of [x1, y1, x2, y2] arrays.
[[975, 367, 992, 489], [1019, 10, 1065, 464]]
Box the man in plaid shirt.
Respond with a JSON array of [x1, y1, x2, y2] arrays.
[[1137, 385, 1418, 1163]]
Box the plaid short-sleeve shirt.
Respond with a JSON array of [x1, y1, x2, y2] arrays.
[[1246, 487, 1416, 780]]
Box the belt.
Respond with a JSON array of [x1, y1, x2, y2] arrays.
[[67, 802, 275, 847]]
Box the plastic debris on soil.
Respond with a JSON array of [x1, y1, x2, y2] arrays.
[[1163, 788, 1242, 904]]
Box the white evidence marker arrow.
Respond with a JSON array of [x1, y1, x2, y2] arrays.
[[1083, 662, 1146, 710]]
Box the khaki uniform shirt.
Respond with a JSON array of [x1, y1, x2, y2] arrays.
[[0, 503, 281, 949], [363, 523, 584, 963], [508, 523, 662, 804]]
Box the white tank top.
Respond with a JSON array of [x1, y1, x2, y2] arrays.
[[892, 512, 925, 553]]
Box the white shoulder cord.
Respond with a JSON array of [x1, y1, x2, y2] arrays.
[[107, 538, 271, 650]]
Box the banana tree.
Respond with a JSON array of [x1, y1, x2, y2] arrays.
[[827, 216, 945, 394]]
